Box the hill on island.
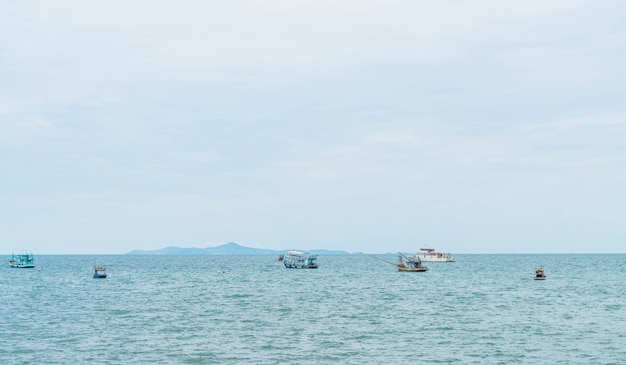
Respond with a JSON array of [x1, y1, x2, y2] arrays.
[[126, 242, 351, 255]]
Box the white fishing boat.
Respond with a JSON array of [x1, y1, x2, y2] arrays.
[[283, 251, 318, 269], [93, 260, 107, 278], [409, 248, 455, 262]]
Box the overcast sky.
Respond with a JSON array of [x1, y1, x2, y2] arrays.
[[2, 0, 625, 254]]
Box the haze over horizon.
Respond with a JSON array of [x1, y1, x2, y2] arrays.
[[2, 1, 625, 255]]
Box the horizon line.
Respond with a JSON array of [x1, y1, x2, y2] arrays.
[[3, 252, 626, 255]]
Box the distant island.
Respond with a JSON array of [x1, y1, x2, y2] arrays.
[[126, 242, 352, 255]]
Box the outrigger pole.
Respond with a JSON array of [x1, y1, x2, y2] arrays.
[[362, 253, 397, 266]]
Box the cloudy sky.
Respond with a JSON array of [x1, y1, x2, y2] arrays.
[[1, 0, 625, 254]]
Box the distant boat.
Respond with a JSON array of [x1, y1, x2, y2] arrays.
[[283, 251, 318, 269], [534, 266, 546, 280], [93, 261, 107, 278], [409, 248, 455, 262], [397, 254, 428, 272], [277, 254, 284, 263], [9, 253, 35, 268]]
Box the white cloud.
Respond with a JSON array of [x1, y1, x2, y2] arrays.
[[171, 151, 223, 163], [1, 0, 626, 253], [523, 112, 626, 131]]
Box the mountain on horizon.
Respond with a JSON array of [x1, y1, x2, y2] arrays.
[[126, 242, 351, 255]]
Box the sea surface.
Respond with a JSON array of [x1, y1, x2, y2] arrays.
[[1, 254, 625, 364]]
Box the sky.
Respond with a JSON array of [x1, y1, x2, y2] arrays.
[[1, 0, 625, 254]]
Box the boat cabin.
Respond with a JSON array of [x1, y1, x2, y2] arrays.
[[283, 251, 318, 269]]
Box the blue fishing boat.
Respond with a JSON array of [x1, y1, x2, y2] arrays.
[[9, 253, 35, 268], [283, 251, 318, 269], [93, 261, 107, 278]]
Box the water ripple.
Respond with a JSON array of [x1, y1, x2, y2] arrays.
[[1, 254, 625, 364]]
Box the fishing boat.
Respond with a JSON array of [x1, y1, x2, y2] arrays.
[[277, 254, 284, 263], [93, 261, 107, 278], [409, 248, 455, 262], [397, 254, 428, 272], [9, 253, 35, 268], [534, 266, 546, 280], [283, 251, 318, 269]]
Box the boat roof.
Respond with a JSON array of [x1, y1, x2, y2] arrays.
[[419, 248, 435, 252], [287, 251, 317, 257]]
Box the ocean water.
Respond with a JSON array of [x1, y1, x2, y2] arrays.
[[1, 254, 625, 364]]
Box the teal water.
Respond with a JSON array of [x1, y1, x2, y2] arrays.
[[1, 254, 625, 364]]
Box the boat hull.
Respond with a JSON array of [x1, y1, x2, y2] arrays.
[[397, 265, 428, 272], [416, 257, 455, 262], [284, 263, 318, 269], [10, 264, 35, 268]]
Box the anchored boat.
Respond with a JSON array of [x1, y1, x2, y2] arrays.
[[409, 248, 455, 262], [397, 254, 428, 272], [9, 253, 35, 268], [93, 261, 107, 278], [283, 251, 318, 269], [534, 266, 546, 280]]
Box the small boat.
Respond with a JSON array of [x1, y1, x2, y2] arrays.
[[277, 254, 284, 263], [9, 253, 35, 268], [410, 248, 455, 262], [397, 254, 428, 272], [93, 261, 107, 278], [283, 251, 318, 269], [534, 266, 546, 280]]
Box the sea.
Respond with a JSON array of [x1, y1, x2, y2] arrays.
[[1, 254, 625, 364]]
